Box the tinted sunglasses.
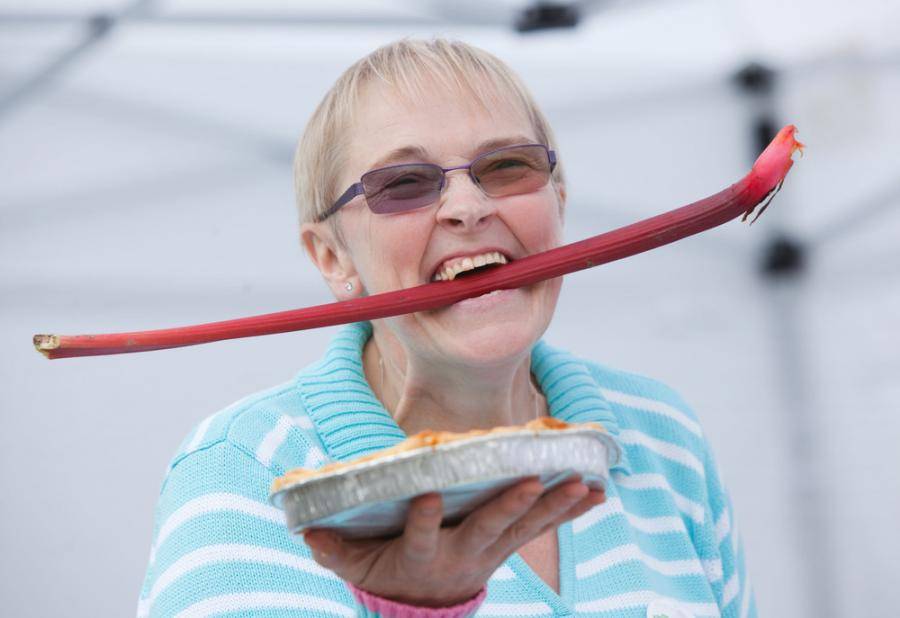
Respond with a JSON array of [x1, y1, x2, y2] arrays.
[[318, 143, 557, 222]]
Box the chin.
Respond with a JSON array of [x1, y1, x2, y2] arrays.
[[400, 280, 561, 369], [440, 303, 556, 369], [454, 326, 536, 366]]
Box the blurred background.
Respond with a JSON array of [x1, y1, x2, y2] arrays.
[[2, 0, 899, 616]]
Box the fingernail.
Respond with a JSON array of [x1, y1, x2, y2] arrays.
[[306, 531, 330, 549], [566, 483, 588, 499]]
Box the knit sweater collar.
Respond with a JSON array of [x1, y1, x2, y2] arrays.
[[296, 321, 628, 473]]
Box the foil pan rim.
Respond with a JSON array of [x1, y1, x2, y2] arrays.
[[270, 426, 619, 509]]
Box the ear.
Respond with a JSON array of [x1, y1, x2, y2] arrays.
[[554, 181, 567, 222], [300, 221, 362, 299]]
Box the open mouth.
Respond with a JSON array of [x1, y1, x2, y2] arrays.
[[430, 251, 511, 282], [454, 262, 503, 279]]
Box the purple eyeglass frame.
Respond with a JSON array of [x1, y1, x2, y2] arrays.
[[317, 143, 557, 222]]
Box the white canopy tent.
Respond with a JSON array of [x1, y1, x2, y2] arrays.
[[2, 1, 899, 616]]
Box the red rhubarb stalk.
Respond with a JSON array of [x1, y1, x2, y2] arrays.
[[34, 125, 804, 359]]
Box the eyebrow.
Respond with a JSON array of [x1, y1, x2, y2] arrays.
[[477, 135, 538, 153], [367, 146, 429, 172], [366, 134, 537, 171]]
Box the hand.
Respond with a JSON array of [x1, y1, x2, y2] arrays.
[[303, 475, 605, 608]]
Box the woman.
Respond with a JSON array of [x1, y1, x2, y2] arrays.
[[138, 39, 754, 617]]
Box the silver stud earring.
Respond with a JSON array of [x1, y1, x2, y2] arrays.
[[344, 281, 353, 291]]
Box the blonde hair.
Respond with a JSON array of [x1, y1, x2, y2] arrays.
[[292, 37, 565, 238]]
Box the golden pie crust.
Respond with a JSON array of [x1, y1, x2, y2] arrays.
[[271, 416, 605, 493]]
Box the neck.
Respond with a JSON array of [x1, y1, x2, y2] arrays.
[[362, 324, 548, 436]]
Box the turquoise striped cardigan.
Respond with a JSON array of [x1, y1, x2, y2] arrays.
[[138, 321, 756, 617]]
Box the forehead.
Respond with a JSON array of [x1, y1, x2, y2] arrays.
[[347, 77, 536, 171]]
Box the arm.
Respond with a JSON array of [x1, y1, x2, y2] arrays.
[[138, 439, 356, 617]]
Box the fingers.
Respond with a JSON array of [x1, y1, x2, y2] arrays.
[[304, 492, 447, 582], [540, 488, 606, 534], [400, 492, 444, 562], [302, 479, 607, 586], [453, 477, 545, 554], [488, 479, 592, 559]]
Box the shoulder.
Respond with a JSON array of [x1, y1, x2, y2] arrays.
[[581, 358, 705, 439], [166, 323, 375, 480], [534, 339, 704, 440], [568, 352, 713, 484], [168, 376, 328, 479]]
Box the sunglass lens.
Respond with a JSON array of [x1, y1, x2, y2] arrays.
[[362, 164, 443, 214], [472, 145, 551, 197]]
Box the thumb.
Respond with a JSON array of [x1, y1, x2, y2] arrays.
[[304, 529, 342, 568], [303, 529, 380, 584]]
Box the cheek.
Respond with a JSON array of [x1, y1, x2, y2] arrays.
[[358, 214, 433, 290], [504, 193, 563, 251]]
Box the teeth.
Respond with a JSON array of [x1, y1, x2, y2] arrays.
[[432, 251, 509, 282]]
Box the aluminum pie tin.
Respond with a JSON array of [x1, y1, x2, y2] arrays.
[[270, 426, 620, 539]]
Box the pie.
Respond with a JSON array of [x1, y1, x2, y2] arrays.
[[271, 416, 605, 493]]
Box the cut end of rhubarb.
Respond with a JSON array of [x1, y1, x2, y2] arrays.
[[741, 125, 804, 225], [33, 334, 60, 358], [752, 125, 804, 179], [774, 124, 805, 153]]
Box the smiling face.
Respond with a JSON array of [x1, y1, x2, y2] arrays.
[[309, 78, 566, 372]]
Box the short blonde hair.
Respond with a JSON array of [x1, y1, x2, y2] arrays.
[[293, 37, 565, 235]]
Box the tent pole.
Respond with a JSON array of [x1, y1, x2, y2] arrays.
[[736, 62, 838, 618], [0, 0, 155, 123]]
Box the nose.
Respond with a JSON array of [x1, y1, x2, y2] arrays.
[[435, 169, 497, 232]]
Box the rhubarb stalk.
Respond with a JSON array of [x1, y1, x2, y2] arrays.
[[34, 125, 803, 360]]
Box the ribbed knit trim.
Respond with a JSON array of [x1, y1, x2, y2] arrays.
[[347, 581, 487, 618], [295, 321, 629, 474]]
